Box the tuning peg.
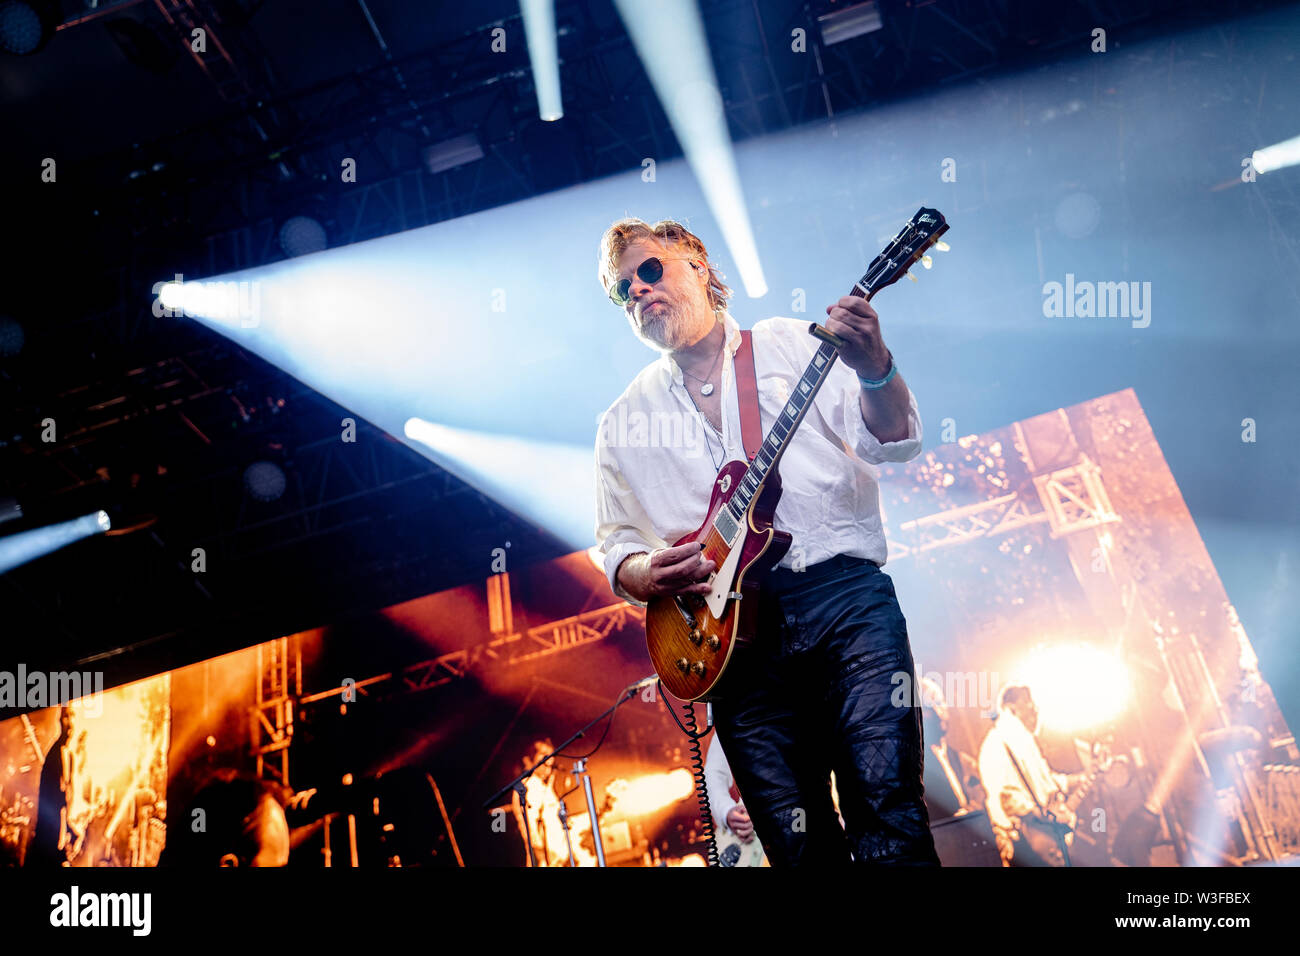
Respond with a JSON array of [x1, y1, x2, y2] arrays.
[[921, 255, 933, 269], [905, 272, 918, 282], [934, 240, 950, 252]]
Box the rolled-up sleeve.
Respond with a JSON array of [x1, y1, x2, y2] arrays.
[[594, 414, 664, 606], [837, 375, 924, 465], [768, 316, 924, 465]]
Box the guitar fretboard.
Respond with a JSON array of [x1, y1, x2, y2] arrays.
[[723, 337, 841, 524]]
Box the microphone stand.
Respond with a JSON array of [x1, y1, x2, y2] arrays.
[[484, 677, 653, 867], [511, 780, 538, 868], [573, 757, 606, 867], [555, 795, 578, 866]]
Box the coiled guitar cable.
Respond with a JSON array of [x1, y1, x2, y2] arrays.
[[660, 681, 720, 867]]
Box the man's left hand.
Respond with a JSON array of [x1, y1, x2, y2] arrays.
[[825, 296, 891, 379]]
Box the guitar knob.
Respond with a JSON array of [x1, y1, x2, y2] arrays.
[[689, 628, 703, 646], [706, 635, 720, 652], [690, 661, 706, 677], [675, 658, 689, 673]]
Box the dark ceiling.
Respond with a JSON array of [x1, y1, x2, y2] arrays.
[[1, 0, 1290, 688]]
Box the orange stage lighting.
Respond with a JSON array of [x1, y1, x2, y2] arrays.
[[605, 769, 694, 817]]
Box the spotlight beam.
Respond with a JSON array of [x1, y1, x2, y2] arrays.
[[520, 0, 563, 121], [611, 0, 768, 298], [405, 418, 593, 549], [1253, 134, 1300, 175], [0, 511, 111, 575]]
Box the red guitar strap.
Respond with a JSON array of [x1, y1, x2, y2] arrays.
[[734, 330, 761, 462]]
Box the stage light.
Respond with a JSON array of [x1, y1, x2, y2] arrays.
[[0, 510, 112, 575], [0, 497, 20, 526], [243, 461, 288, 502], [605, 768, 694, 816], [611, 0, 768, 299], [404, 417, 592, 548], [158, 281, 185, 312], [520, 0, 563, 121], [421, 134, 484, 175], [1055, 191, 1102, 239], [817, 1, 883, 46], [159, 278, 258, 324], [279, 216, 327, 258], [0, 1, 55, 56], [1252, 134, 1300, 175], [1011, 642, 1132, 733]]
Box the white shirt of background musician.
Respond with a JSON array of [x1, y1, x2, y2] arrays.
[[594, 311, 923, 604], [977, 709, 1070, 832], [704, 735, 740, 833], [521, 773, 569, 866]]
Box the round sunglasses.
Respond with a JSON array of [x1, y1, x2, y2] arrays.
[[608, 256, 697, 306]]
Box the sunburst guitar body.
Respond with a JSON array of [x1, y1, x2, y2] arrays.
[[644, 462, 791, 701]]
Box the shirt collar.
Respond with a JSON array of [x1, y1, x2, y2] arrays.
[[659, 311, 741, 387]]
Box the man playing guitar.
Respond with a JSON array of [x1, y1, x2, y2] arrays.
[[593, 217, 939, 866], [978, 683, 1097, 866]]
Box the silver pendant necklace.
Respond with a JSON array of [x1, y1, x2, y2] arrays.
[[684, 384, 724, 471], [678, 336, 724, 396]]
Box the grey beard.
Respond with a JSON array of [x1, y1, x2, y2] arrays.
[[640, 309, 680, 350]]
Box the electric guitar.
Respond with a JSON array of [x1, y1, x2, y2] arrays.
[[716, 782, 767, 866], [1021, 745, 1120, 843], [716, 828, 767, 867], [645, 207, 950, 700]]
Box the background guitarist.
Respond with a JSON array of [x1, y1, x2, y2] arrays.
[[978, 683, 1093, 866], [593, 217, 939, 866], [703, 734, 762, 862]]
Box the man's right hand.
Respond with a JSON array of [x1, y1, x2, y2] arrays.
[[616, 542, 716, 603], [726, 805, 754, 843]]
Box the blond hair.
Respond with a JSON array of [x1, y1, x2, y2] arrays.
[[597, 217, 732, 315]]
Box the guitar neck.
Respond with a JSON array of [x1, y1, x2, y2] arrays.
[[723, 284, 870, 522], [1064, 765, 1105, 815], [721, 205, 948, 524]]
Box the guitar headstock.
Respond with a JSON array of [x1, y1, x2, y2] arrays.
[[852, 206, 950, 299]]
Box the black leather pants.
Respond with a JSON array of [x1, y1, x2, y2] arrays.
[[711, 554, 940, 866]]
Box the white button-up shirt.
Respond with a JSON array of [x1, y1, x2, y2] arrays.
[[594, 311, 923, 605]]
